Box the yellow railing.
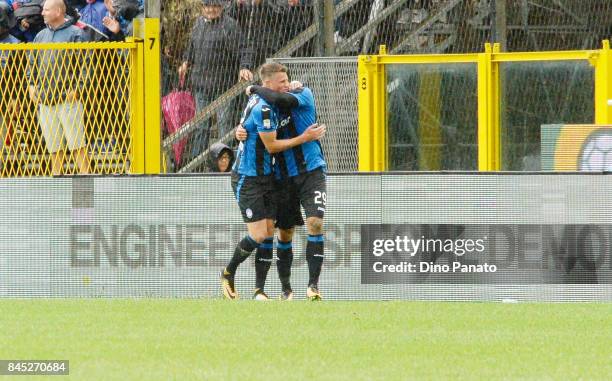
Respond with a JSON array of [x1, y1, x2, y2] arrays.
[[0, 26, 161, 177], [358, 41, 612, 171]]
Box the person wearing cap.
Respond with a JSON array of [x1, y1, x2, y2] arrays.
[[208, 142, 234, 172], [178, 0, 253, 161]]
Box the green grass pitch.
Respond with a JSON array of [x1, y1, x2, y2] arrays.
[[1, 299, 610, 380]]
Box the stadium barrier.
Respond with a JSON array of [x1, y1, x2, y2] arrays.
[[1, 173, 610, 301], [0, 40, 161, 177], [359, 41, 612, 171]]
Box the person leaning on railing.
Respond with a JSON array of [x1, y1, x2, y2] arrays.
[[27, 0, 89, 175]]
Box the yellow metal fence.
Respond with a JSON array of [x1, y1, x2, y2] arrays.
[[0, 38, 161, 177], [358, 41, 612, 171]]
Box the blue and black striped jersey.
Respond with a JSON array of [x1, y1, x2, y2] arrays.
[[232, 95, 278, 176], [274, 87, 327, 179]]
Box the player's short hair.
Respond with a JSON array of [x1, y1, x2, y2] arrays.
[[259, 63, 288, 81]]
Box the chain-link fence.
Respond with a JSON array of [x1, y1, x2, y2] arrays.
[[161, 0, 612, 173], [271, 57, 358, 172], [0, 44, 135, 177]]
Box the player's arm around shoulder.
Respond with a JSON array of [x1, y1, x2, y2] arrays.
[[291, 86, 315, 108], [259, 123, 326, 154]]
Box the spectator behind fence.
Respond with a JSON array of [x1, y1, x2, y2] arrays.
[[0, 2, 17, 43], [179, 0, 252, 161], [78, 0, 107, 34], [28, 0, 89, 175], [65, 0, 113, 41], [0, 3, 19, 159], [0, 1, 16, 29], [229, 0, 271, 75], [12, 0, 45, 42], [208, 142, 234, 172], [66, 0, 87, 9], [282, 0, 313, 51], [102, 0, 141, 41], [230, 0, 313, 75]]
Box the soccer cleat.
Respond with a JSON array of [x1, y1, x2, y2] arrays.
[[220, 269, 238, 300], [253, 288, 270, 301], [306, 285, 322, 301], [279, 289, 294, 301]]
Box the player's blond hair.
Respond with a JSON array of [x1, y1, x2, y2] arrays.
[[259, 63, 288, 81]]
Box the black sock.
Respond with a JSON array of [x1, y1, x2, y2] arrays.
[[255, 237, 274, 290], [226, 235, 259, 276], [306, 234, 324, 287], [276, 240, 293, 292]]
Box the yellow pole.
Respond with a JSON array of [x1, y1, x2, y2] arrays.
[[130, 37, 145, 174], [143, 17, 162, 173], [477, 44, 491, 170], [373, 46, 387, 171], [358, 55, 374, 171], [595, 40, 612, 125], [491, 43, 501, 170]]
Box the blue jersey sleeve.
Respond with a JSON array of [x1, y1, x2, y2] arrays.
[[290, 87, 315, 109], [254, 104, 278, 133]]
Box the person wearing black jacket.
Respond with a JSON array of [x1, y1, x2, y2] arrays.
[[178, 0, 253, 161], [228, 0, 278, 74]]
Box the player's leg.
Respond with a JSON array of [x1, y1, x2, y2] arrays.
[[274, 179, 304, 300], [276, 227, 295, 300], [305, 217, 324, 300], [241, 176, 277, 300], [221, 175, 269, 299], [298, 169, 327, 300], [253, 218, 275, 300], [221, 223, 262, 300], [249, 176, 278, 300]]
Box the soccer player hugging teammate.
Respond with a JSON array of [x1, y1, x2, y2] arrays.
[[221, 63, 326, 300], [235, 63, 329, 301]]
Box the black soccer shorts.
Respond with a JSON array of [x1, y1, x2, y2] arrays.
[[275, 168, 326, 229], [231, 173, 277, 223], [275, 178, 305, 230]]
